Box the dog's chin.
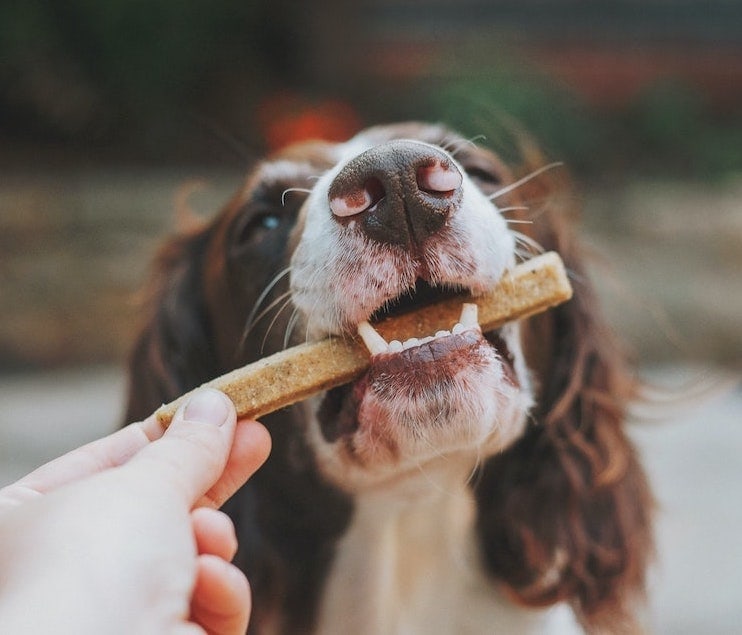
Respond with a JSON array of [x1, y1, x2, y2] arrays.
[[309, 324, 532, 491]]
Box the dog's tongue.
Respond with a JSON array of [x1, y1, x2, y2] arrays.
[[357, 303, 480, 356]]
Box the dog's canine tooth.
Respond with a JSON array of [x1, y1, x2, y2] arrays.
[[459, 303, 479, 329], [357, 320, 389, 355]]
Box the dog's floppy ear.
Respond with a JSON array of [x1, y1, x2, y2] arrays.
[[473, 163, 653, 631], [124, 225, 219, 423]]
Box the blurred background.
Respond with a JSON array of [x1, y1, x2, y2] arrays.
[[1, 1, 740, 632]]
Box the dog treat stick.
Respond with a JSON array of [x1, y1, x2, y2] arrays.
[[154, 251, 572, 426]]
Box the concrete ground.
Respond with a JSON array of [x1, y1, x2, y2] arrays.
[[0, 364, 739, 634]]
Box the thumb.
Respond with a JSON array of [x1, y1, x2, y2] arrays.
[[125, 389, 237, 506]]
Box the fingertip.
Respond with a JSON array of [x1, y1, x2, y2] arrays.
[[127, 389, 238, 504], [138, 414, 166, 442], [177, 389, 234, 428], [192, 419, 271, 510], [192, 507, 238, 561], [190, 555, 251, 634], [238, 418, 272, 464]]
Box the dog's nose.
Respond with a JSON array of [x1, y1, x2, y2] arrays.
[[328, 140, 463, 247]]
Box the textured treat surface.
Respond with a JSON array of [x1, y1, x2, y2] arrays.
[[155, 252, 572, 426]]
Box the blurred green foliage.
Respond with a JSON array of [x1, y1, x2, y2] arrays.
[[1, 1, 740, 178], [427, 70, 742, 179], [628, 81, 742, 177], [0, 0, 265, 143], [425, 68, 603, 172]]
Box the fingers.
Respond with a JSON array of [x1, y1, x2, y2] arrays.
[[190, 508, 251, 633], [190, 554, 251, 635], [0, 421, 152, 508], [192, 508, 238, 561], [195, 418, 271, 509], [124, 389, 237, 505], [1, 387, 271, 515]]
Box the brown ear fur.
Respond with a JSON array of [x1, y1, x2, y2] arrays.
[[473, 153, 653, 632], [124, 224, 218, 423]]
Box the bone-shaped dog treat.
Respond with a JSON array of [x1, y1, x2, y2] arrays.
[[154, 251, 572, 426]]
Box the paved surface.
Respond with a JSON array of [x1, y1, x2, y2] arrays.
[[0, 364, 739, 633]]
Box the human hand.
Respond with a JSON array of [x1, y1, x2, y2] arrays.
[[0, 388, 271, 634]]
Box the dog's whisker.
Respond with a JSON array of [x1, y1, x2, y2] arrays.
[[281, 187, 312, 206], [245, 290, 293, 339], [511, 230, 545, 255], [243, 266, 293, 338], [444, 134, 487, 157], [300, 260, 343, 343], [565, 267, 588, 289], [488, 162, 563, 201], [283, 307, 302, 350], [465, 446, 487, 488], [260, 295, 295, 354], [498, 205, 531, 215], [440, 134, 461, 154]]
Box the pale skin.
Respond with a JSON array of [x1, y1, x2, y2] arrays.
[[0, 388, 271, 634]]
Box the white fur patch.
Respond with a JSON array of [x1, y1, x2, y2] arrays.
[[314, 464, 582, 635], [278, 128, 570, 630]]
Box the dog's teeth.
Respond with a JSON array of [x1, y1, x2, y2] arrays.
[[357, 321, 389, 355], [388, 339, 403, 353], [402, 337, 419, 350], [459, 303, 479, 329], [360, 306, 481, 358]]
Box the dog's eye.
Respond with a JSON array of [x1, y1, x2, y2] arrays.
[[234, 212, 282, 247], [257, 214, 280, 230], [466, 167, 501, 187]]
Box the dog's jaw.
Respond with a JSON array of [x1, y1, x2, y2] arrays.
[[304, 323, 532, 490], [289, 130, 533, 490]]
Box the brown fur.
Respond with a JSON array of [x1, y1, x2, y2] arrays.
[[125, 124, 653, 634], [475, 151, 653, 632]]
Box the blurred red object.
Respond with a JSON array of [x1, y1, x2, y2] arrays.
[[258, 94, 362, 152]]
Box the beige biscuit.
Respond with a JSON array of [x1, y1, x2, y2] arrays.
[[154, 251, 572, 426]]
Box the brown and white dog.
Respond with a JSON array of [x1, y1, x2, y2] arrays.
[[125, 123, 653, 634]]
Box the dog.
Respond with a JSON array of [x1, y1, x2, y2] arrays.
[[125, 122, 653, 634]]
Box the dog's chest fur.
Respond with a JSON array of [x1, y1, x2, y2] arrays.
[[312, 465, 580, 635]]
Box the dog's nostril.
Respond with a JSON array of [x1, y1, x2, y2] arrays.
[[330, 189, 371, 218], [416, 161, 462, 194], [328, 140, 464, 247], [330, 177, 385, 218]]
